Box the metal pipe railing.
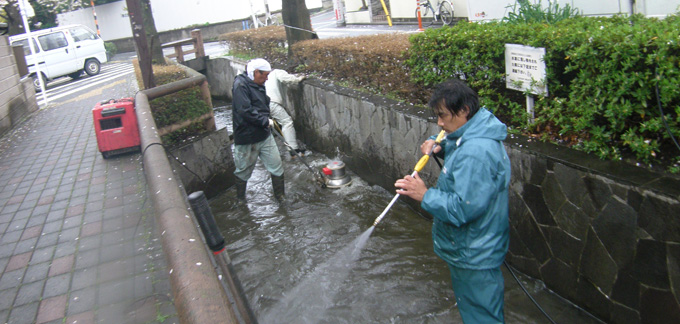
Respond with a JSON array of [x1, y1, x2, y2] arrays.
[[135, 76, 246, 323]]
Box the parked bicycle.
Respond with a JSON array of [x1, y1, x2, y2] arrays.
[[415, 0, 455, 26]]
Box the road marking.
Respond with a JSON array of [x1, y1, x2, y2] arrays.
[[38, 63, 134, 106], [59, 79, 129, 105]]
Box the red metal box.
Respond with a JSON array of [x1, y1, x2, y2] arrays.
[[92, 98, 141, 158]]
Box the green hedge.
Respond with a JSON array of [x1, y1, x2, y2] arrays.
[[219, 14, 680, 172], [292, 33, 424, 102], [408, 14, 680, 169], [218, 26, 288, 66]]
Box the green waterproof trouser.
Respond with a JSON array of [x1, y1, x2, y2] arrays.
[[448, 265, 505, 324], [234, 134, 284, 180]]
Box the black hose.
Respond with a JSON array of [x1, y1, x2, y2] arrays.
[[504, 261, 558, 324], [270, 123, 327, 187], [654, 66, 680, 153]]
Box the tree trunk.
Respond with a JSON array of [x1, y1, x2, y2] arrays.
[[4, 1, 26, 36], [281, 0, 316, 59], [141, 0, 165, 65], [126, 0, 155, 89]]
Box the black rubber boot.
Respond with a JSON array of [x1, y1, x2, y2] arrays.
[[235, 177, 247, 200], [271, 174, 285, 201]]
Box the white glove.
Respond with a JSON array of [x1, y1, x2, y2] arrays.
[[269, 119, 275, 127]]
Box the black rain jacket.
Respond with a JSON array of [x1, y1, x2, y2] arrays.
[[232, 72, 271, 145]]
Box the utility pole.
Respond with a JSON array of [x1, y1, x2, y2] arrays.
[[17, 0, 48, 104], [125, 0, 155, 89], [90, 0, 100, 37]]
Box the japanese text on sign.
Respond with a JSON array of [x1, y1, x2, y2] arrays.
[[505, 44, 548, 96]]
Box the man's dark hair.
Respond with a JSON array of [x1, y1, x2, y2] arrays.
[[428, 79, 480, 120]]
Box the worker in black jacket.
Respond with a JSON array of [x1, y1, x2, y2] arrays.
[[232, 58, 285, 201]]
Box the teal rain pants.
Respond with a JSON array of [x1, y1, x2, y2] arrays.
[[448, 265, 505, 324]]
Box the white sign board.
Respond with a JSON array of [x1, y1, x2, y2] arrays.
[[505, 44, 548, 96]]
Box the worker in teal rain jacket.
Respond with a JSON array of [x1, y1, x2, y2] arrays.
[[395, 79, 511, 323]]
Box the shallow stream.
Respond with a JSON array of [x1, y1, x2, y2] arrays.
[[209, 105, 603, 324]]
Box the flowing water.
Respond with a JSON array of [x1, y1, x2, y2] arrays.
[[211, 153, 461, 323], [259, 226, 375, 323], [209, 105, 604, 324]]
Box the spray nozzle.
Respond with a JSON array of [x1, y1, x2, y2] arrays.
[[372, 130, 446, 227]]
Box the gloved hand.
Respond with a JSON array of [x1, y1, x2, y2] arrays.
[[269, 118, 275, 127]]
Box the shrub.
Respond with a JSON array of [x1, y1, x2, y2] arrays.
[[221, 29, 422, 101], [218, 25, 288, 66], [104, 42, 117, 57], [133, 62, 212, 146], [503, 0, 581, 24], [292, 33, 424, 102], [408, 15, 680, 170]]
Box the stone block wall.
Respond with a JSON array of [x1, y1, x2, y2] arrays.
[[504, 137, 680, 324], [0, 36, 38, 137], [168, 127, 235, 199], [205, 56, 680, 324], [294, 78, 443, 190]]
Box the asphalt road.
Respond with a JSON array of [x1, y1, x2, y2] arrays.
[[310, 9, 423, 38]]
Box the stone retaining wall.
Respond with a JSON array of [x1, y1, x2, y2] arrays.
[[205, 56, 680, 324], [0, 36, 38, 137], [168, 127, 234, 198]]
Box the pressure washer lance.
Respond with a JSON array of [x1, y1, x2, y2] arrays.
[[373, 130, 447, 227], [271, 121, 328, 188]]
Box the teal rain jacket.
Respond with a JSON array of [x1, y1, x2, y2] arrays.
[[422, 108, 511, 270]]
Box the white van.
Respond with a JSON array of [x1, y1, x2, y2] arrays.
[[9, 25, 108, 91]]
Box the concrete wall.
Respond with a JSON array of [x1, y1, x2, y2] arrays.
[[57, 0, 324, 42], [0, 36, 38, 138], [206, 56, 680, 324], [205, 57, 246, 100]]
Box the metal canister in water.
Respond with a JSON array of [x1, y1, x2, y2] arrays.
[[322, 160, 352, 188]]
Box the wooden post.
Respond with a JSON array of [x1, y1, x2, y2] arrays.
[[200, 80, 215, 131], [191, 29, 205, 58], [173, 44, 185, 63]]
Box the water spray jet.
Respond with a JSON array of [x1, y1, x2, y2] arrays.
[[373, 130, 447, 227]]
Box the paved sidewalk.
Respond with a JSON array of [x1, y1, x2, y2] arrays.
[[0, 78, 177, 323]]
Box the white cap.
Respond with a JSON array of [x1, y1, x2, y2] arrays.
[[247, 58, 271, 80]]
